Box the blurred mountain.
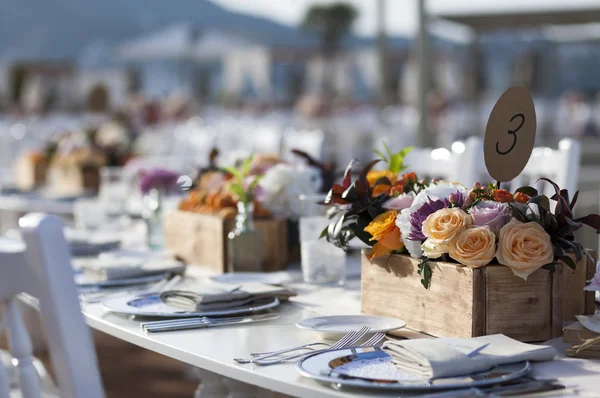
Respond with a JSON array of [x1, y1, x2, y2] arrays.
[[0, 0, 410, 62]]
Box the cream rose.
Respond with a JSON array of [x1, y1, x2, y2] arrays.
[[420, 208, 472, 258], [449, 226, 497, 268], [496, 218, 554, 280], [422, 208, 472, 243]]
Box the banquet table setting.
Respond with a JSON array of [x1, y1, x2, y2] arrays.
[[1, 97, 600, 398], [6, 215, 600, 398]]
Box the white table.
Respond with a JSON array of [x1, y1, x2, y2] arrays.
[[77, 266, 600, 398]]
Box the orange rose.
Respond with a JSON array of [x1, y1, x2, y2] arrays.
[[513, 192, 530, 204], [365, 210, 404, 260], [492, 189, 514, 203]]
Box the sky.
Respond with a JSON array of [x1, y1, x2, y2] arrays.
[[212, 0, 600, 37]]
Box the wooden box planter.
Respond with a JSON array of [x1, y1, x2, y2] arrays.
[[14, 156, 47, 191], [361, 250, 596, 342], [164, 210, 289, 273], [47, 164, 101, 195]]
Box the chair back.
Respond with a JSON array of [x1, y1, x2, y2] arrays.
[[0, 214, 104, 398], [508, 139, 581, 197]]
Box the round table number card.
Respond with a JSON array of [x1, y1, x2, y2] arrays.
[[484, 86, 537, 182]]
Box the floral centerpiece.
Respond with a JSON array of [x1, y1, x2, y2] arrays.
[[179, 152, 321, 219], [322, 145, 600, 289]]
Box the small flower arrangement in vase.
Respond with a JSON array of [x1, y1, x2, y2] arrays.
[[322, 144, 600, 341]]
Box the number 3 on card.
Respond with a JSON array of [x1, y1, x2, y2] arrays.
[[484, 86, 537, 182]]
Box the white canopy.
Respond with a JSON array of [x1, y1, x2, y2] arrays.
[[433, 3, 600, 31], [117, 24, 256, 62]]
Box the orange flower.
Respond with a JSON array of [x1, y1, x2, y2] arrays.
[[389, 181, 405, 196], [513, 192, 530, 204], [402, 172, 417, 184], [492, 189, 514, 203], [365, 210, 404, 260], [366, 170, 397, 187], [372, 183, 391, 197]]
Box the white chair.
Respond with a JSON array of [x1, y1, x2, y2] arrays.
[[0, 213, 104, 398], [509, 138, 581, 197]]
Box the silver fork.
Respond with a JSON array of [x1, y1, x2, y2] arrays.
[[246, 331, 386, 360], [247, 342, 330, 358], [252, 326, 371, 366], [235, 327, 370, 364]]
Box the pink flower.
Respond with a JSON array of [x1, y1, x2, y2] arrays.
[[469, 200, 509, 235], [584, 268, 600, 291], [382, 192, 415, 211]]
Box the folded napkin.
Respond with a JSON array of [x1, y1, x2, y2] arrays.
[[383, 334, 557, 379], [160, 285, 296, 312], [82, 258, 186, 281]]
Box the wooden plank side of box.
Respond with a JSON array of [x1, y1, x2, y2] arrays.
[[164, 210, 226, 273], [164, 210, 288, 273], [484, 264, 555, 342], [360, 251, 476, 338], [562, 250, 597, 320]]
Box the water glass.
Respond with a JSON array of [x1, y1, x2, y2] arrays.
[[301, 240, 346, 286], [74, 199, 108, 231], [300, 216, 346, 286], [99, 167, 130, 214]]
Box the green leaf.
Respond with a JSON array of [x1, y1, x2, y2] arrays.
[[388, 153, 403, 174], [398, 146, 414, 158], [248, 175, 263, 191], [372, 147, 388, 162], [417, 256, 433, 289], [388, 146, 413, 174], [229, 182, 247, 203], [382, 141, 392, 159], [319, 225, 329, 239], [515, 186, 538, 197], [241, 154, 254, 177], [223, 166, 242, 179]]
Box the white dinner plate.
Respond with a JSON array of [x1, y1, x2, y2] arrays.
[[296, 315, 406, 338], [102, 293, 280, 318], [296, 347, 530, 391], [210, 272, 297, 286]]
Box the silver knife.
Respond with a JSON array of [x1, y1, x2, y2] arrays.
[[142, 313, 279, 333]]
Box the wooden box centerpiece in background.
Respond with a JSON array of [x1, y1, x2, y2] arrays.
[[164, 210, 288, 273], [361, 250, 596, 342]]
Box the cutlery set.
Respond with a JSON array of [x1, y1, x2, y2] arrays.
[[235, 327, 386, 366], [141, 312, 280, 332]]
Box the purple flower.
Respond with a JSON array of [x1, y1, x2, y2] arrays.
[[584, 269, 600, 291], [139, 168, 180, 194], [407, 191, 465, 241], [470, 200, 509, 235]]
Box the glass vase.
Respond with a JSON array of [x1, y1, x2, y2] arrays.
[[227, 202, 262, 273], [142, 188, 164, 249]]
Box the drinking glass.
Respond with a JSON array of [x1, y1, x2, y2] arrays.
[[299, 216, 346, 286]]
